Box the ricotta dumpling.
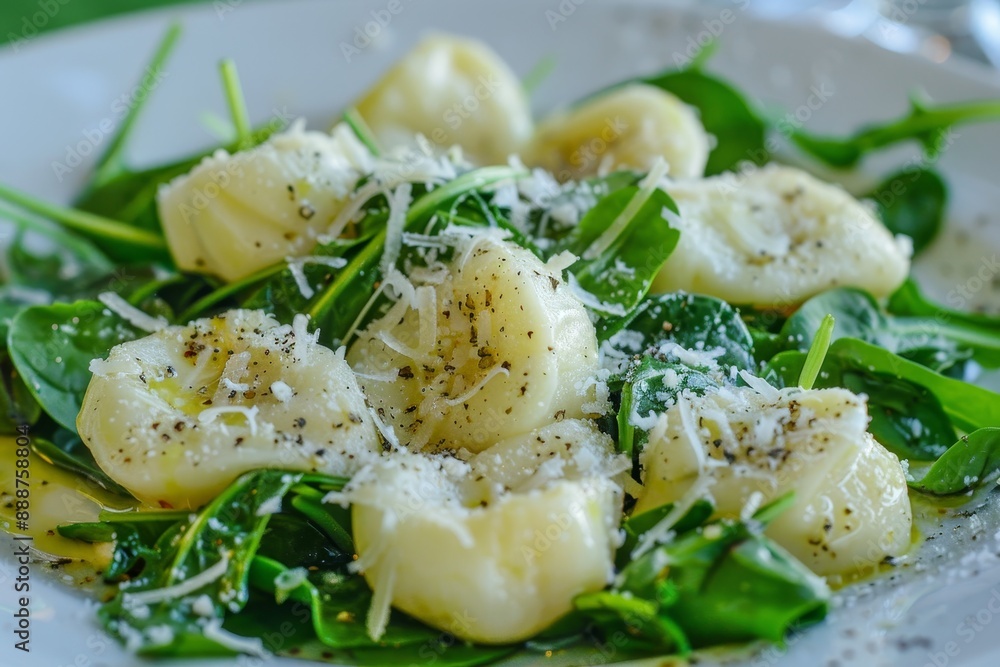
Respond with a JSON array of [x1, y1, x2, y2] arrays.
[[347, 232, 602, 453], [636, 383, 912, 576], [341, 419, 625, 644], [653, 165, 912, 305], [527, 83, 710, 181], [78, 310, 380, 509], [353, 34, 533, 165], [157, 122, 374, 282]]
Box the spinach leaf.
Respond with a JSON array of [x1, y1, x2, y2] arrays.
[[554, 186, 679, 317], [2, 209, 114, 294], [908, 428, 1000, 497], [790, 97, 1000, 168], [765, 338, 1000, 447], [240, 237, 372, 327], [248, 557, 444, 650], [7, 300, 142, 431], [782, 288, 1000, 372], [307, 166, 525, 344], [577, 496, 828, 651], [762, 343, 960, 460], [618, 357, 719, 459], [96, 470, 305, 656], [865, 167, 947, 255], [642, 68, 769, 176], [889, 278, 1000, 331], [33, 431, 131, 496], [601, 292, 756, 371], [616, 499, 714, 569]]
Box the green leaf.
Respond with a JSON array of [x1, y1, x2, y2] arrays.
[[97, 470, 304, 655], [33, 432, 131, 496], [764, 338, 1000, 446], [617, 499, 714, 568], [601, 292, 756, 371], [0, 182, 170, 263], [555, 186, 679, 317], [7, 300, 143, 431], [908, 428, 1000, 497], [790, 98, 1000, 168], [866, 168, 947, 255], [642, 69, 768, 176], [307, 166, 525, 343], [579, 500, 828, 651], [618, 357, 719, 459], [888, 278, 1000, 332], [783, 288, 1000, 372]]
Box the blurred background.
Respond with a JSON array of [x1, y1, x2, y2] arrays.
[[1, 0, 999, 69], [2, 0, 1000, 69]]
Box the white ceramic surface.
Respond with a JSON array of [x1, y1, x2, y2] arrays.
[[1, 1, 1000, 666]]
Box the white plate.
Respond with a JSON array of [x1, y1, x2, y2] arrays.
[[2, 1, 1000, 666]]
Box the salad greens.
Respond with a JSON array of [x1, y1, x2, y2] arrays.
[[1, 21, 998, 667]]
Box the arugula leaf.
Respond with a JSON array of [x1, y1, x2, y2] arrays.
[[765, 338, 1000, 454], [554, 185, 679, 317], [790, 96, 1000, 168], [865, 167, 947, 255], [908, 428, 1000, 497], [7, 300, 142, 431], [782, 288, 1000, 372], [642, 68, 768, 175], [577, 496, 828, 650]]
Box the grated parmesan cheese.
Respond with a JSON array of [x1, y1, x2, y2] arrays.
[[98, 292, 168, 332]]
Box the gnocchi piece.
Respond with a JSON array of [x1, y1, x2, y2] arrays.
[[353, 34, 533, 165], [347, 233, 602, 453], [78, 310, 380, 509], [345, 419, 624, 644], [653, 164, 912, 305], [157, 122, 374, 282], [526, 84, 710, 181], [635, 384, 912, 576]]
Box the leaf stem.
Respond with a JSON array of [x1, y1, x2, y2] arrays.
[[177, 261, 286, 323], [798, 314, 835, 390], [91, 23, 182, 187], [220, 59, 252, 149], [792, 99, 1000, 167], [0, 182, 167, 252], [341, 107, 381, 156], [306, 166, 525, 325]]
